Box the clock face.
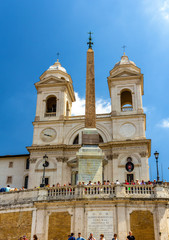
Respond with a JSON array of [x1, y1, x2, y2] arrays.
[[40, 128, 56, 142]]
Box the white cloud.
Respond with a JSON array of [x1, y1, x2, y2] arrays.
[[160, 0, 169, 20], [71, 92, 111, 116], [159, 118, 169, 128], [143, 0, 169, 24], [71, 92, 85, 116], [96, 98, 111, 114]]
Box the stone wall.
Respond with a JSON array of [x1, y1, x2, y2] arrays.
[[48, 212, 71, 240], [0, 211, 32, 240]]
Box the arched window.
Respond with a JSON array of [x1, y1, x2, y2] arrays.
[[45, 96, 57, 116], [73, 134, 79, 144], [121, 90, 133, 112]]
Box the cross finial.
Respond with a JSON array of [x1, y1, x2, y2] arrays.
[[122, 45, 127, 54], [57, 52, 60, 62], [87, 31, 93, 49]]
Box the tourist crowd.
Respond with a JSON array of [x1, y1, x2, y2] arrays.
[[48, 178, 159, 187], [0, 178, 162, 192], [0, 185, 26, 192], [68, 231, 135, 240], [18, 231, 135, 240], [18, 234, 38, 240]]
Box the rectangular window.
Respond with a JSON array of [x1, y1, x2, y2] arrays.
[[45, 178, 49, 186], [8, 162, 13, 168], [7, 176, 12, 184], [26, 158, 30, 170], [127, 174, 134, 183]]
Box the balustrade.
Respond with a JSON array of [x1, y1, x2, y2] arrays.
[[47, 185, 115, 198], [44, 112, 56, 117], [1, 184, 168, 206], [121, 106, 133, 112], [125, 185, 154, 195]]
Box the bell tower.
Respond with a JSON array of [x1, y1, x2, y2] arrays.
[[108, 52, 145, 140], [32, 59, 75, 145], [107, 52, 150, 182], [108, 53, 144, 116]]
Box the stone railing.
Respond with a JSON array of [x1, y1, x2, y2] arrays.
[[44, 112, 56, 117], [48, 185, 116, 199], [0, 185, 169, 206], [125, 185, 154, 196], [121, 106, 133, 112], [68, 113, 111, 120]]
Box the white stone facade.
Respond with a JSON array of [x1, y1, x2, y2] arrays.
[[0, 54, 150, 189]]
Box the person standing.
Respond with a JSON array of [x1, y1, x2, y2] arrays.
[[88, 233, 96, 240], [100, 234, 105, 240], [112, 233, 118, 240], [77, 232, 86, 240], [22, 236, 29, 240], [68, 233, 76, 240], [126, 231, 135, 240], [33, 235, 39, 240]]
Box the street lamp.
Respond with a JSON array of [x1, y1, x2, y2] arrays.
[[40, 154, 49, 187], [154, 151, 160, 183]]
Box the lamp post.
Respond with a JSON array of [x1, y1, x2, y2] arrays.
[[40, 154, 49, 187], [154, 151, 160, 183]]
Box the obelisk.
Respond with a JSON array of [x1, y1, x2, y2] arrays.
[[77, 33, 104, 184], [82, 32, 99, 145]]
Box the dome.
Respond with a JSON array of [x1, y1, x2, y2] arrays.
[[114, 53, 136, 68], [48, 59, 67, 73]]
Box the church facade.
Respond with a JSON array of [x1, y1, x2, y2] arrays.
[[0, 51, 150, 189], [0, 45, 168, 240]]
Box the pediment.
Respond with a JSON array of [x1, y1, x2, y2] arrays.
[[36, 76, 68, 86], [110, 69, 139, 78]]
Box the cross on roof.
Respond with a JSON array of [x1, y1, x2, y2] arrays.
[[122, 45, 127, 54], [87, 32, 94, 49], [57, 52, 60, 61]]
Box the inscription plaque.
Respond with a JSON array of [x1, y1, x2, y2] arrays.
[[78, 158, 102, 183], [87, 211, 113, 240]]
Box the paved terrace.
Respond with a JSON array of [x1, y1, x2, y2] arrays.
[[0, 184, 169, 206]]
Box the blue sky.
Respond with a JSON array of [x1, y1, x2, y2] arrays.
[[0, 0, 169, 181]]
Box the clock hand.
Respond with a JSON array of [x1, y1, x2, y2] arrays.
[[44, 133, 52, 137]]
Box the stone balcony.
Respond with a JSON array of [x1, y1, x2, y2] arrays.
[[0, 184, 169, 207]]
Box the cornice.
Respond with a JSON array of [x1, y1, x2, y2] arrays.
[[33, 113, 146, 125], [100, 139, 151, 157], [26, 144, 81, 152], [27, 139, 151, 157]]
